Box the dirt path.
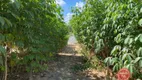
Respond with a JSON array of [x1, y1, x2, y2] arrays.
[[6, 36, 106, 80], [32, 43, 92, 80], [31, 36, 106, 80], [32, 43, 106, 80]]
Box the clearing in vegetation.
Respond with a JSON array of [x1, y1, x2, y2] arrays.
[[0, 0, 142, 80]]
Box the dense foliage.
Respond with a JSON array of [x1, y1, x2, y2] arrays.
[[70, 0, 142, 79], [0, 0, 68, 79]]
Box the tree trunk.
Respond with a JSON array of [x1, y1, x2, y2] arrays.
[[29, 70, 33, 80], [4, 53, 7, 80], [4, 45, 9, 80]]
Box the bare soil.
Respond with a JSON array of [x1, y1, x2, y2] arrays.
[[31, 43, 106, 80], [6, 36, 107, 80]]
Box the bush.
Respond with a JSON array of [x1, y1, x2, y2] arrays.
[[0, 0, 68, 74], [70, 0, 142, 79]]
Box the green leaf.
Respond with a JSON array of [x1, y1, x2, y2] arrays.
[[113, 63, 119, 71], [114, 34, 122, 43], [111, 57, 118, 65], [135, 34, 142, 42], [137, 47, 142, 56], [122, 47, 128, 53], [134, 57, 142, 63], [139, 60, 142, 67], [111, 45, 121, 55], [124, 37, 133, 44], [0, 16, 5, 26], [104, 57, 112, 66], [124, 37, 129, 44], [11, 12, 20, 20], [0, 46, 6, 55], [127, 64, 133, 74], [3, 18, 12, 27], [140, 7, 142, 13], [122, 54, 127, 60], [15, 41, 24, 48], [138, 19, 142, 26], [135, 34, 142, 43], [129, 64, 133, 73], [14, 1, 21, 9], [128, 55, 132, 61], [29, 54, 34, 60], [139, 34, 142, 42], [0, 66, 5, 71], [0, 56, 3, 65], [0, 34, 5, 41], [5, 34, 14, 41], [124, 60, 128, 65]]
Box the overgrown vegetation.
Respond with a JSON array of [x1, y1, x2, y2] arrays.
[[0, 0, 68, 80], [70, 0, 142, 79]]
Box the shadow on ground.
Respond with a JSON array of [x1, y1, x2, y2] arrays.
[[6, 36, 106, 80], [32, 44, 105, 80]]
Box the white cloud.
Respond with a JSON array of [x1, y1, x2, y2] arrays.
[[75, 1, 84, 9], [64, 13, 73, 23], [56, 0, 66, 6]]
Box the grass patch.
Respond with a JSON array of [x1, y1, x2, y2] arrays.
[[79, 44, 105, 71]]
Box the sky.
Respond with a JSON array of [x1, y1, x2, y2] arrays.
[[56, 0, 84, 23]]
